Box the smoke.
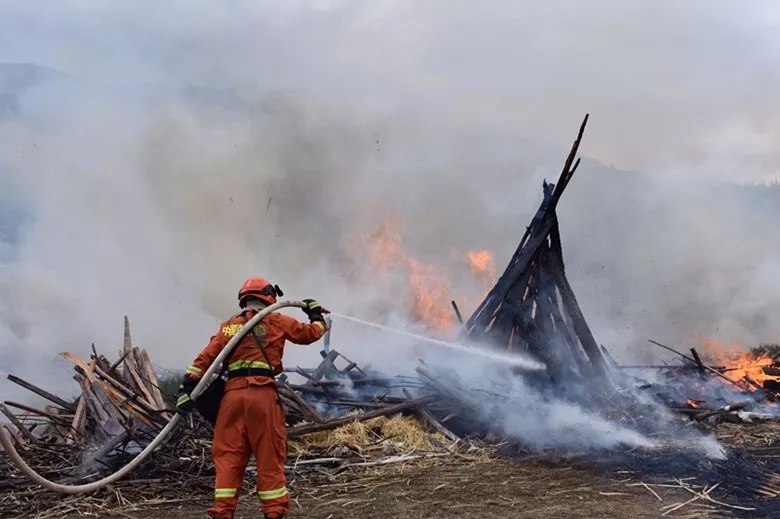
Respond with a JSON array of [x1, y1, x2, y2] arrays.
[[1, 1, 780, 451]]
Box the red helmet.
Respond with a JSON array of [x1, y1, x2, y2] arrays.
[[237, 277, 283, 308]]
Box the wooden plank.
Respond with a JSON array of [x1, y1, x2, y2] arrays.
[[5, 374, 77, 412], [0, 402, 35, 442], [74, 372, 109, 425], [309, 350, 339, 381], [121, 316, 138, 390], [139, 349, 167, 411], [98, 380, 156, 428], [3, 401, 73, 425], [62, 353, 129, 426], [2, 422, 28, 448], [121, 349, 157, 407], [548, 250, 609, 381], [93, 364, 166, 422], [71, 396, 87, 441]]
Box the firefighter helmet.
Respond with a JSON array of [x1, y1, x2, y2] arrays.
[[237, 277, 283, 308]]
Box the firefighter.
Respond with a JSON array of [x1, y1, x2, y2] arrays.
[[175, 276, 328, 519]]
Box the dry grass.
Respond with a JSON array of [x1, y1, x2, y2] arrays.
[[715, 420, 780, 449], [288, 412, 453, 457]]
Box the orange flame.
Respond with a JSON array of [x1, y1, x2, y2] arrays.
[[686, 399, 702, 409], [357, 218, 495, 332], [466, 250, 496, 291], [698, 338, 776, 388]]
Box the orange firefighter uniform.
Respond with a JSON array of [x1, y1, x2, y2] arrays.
[[176, 277, 328, 519]]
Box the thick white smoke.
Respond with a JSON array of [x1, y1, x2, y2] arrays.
[[0, 2, 779, 452]]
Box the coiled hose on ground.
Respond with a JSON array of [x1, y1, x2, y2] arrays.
[[0, 300, 307, 494]]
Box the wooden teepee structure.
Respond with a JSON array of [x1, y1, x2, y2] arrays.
[[463, 115, 610, 385]]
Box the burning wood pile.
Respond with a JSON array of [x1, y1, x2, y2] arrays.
[[3, 114, 780, 519], [620, 339, 780, 424], [463, 114, 610, 385]]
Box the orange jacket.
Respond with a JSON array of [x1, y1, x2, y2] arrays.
[[185, 307, 327, 391]]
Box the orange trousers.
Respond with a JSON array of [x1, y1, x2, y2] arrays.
[[208, 383, 289, 519]]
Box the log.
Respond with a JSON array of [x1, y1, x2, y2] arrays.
[[287, 395, 438, 438], [5, 374, 77, 412]]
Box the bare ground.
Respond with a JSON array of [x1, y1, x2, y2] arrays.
[[61, 458, 695, 519]]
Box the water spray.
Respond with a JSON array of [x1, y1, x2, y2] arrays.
[[328, 312, 546, 371]]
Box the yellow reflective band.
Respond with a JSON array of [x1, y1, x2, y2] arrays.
[[257, 486, 288, 501], [185, 365, 201, 376], [222, 323, 244, 337], [227, 359, 272, 371], [314, 321, 326, 332], [214, 488, 237, 498], [176, 394, 190, 405]]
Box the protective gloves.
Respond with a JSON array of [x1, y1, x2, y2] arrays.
[[301, 298, 329, 324], [175, 376, 197, 414]]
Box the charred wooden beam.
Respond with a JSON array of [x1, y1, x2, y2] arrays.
[[0, 402, 35, 442], [5, 374, 77, 413]]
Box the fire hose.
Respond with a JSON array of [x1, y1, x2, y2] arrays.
[[0, 300, 307, 494]]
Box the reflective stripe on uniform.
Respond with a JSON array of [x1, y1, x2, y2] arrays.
[[176, 394, 190, 406], [257, 486, 288, 501], [214, 487, 237, 499], [227, 359, 272, 372], [185, 365, 201, 376], [314, 321, 326, 332]]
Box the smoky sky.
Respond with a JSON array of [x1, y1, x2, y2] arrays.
[[1, 0, 780, 397]]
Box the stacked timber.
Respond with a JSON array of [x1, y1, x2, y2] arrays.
[[463, 114, 610, 386]]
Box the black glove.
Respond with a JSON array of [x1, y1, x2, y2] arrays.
[[302, 298, 327, 323], [175, 376, 197, 414]]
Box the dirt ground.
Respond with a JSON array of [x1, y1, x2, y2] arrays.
[[62, 459, 694, 519]]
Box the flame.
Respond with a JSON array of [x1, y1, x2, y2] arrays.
[[466, 250, 496, 291], [698, 338, 777, 388], [686, 399, 701, 409], [357, 218, 495, 332]]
